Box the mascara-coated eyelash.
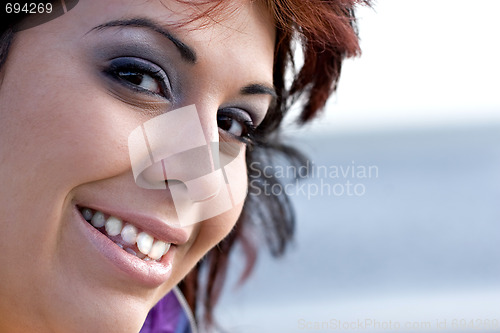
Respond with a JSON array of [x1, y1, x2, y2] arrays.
[[217, 108, 258, 146], [103, 57, 172, 100]]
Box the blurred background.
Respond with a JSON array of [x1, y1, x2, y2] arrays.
[[217, 0, 500, 332]]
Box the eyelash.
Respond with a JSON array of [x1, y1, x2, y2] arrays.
[[104, 57, 260, 145], [104, 57, 172, 100], [217, 109, 258, 146]]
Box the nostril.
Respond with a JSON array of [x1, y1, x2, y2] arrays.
[[164, 179, 182, 186], [135, 161, 167, 190], [128, 104, 208, 190]]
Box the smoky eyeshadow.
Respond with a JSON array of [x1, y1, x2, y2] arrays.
[[83, 25, 270, 123], [87, 28, 184, 102]]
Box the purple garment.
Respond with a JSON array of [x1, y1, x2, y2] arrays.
[[139, 291, 184, 333]]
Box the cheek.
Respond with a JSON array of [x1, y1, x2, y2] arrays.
[[183, 201, 245, 267], [0, 29, 151, 194], [178, 153, 248, 265], [200, 149, 248, 238], [0, 67, 138, 196]]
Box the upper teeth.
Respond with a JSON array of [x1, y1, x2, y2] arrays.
[[121, 224, 138, 245], [105, 217, 123, 236], [136, 232, 154, 255], [81, 208, 172, 261], [91, 211, 106, 228], [149, 240, 170, 260]]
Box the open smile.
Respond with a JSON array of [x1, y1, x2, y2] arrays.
[[79, 207, 172, 262], [74, 204, 189, 287]]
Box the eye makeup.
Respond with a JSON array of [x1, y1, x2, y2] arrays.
[[83, 22, 270, 144], [86, 27, 185, 108], [103, 57, 173, 100], [217, 107, 257, 145]]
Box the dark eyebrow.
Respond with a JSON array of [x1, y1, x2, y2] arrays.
[[241, 84, 278, 103], [88, 18, 197, 64]]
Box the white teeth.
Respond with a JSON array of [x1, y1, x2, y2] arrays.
[[81, 208, 93, 221], [105, 217, 122, 236], [148, 241, 168, 260], [163, 243, 171, 255], [120, 224, 138, 245], [136, 232, 154, 255], [91, 211, 106, 228], [84, 208, 172, 261]]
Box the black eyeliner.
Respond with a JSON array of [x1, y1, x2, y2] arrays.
[[103, 57, 173, 100], [87, 27, 185, 102], [217, 108, 260, 146]]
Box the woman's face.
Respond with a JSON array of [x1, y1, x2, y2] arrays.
[[0, 0, 275, 331]]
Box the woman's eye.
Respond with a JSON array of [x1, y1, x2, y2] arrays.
[[218, 115, 244, 136], [117, 71, 161, 94], [104, 57, 172, 100], [217, 109, 256, 144]]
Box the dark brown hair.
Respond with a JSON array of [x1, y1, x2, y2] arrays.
[[0, 0, 370, 329]]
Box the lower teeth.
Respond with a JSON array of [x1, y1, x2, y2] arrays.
[[125, 247, 136, 256]]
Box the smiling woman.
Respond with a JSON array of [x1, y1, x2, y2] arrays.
[[0, 0, 368, 332]]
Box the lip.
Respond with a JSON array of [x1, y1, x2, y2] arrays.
[[80, 202, 189, 245], [73, 204, 187, 287]]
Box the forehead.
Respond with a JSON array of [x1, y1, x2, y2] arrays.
[[75, 0, 275, 42], [67, 0, 276, 80]]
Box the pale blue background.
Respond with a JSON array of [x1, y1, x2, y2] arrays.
[[216, 0, 500, 331], [217, 125, 500, 332]]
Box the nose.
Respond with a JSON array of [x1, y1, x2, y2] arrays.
[[128, 105, 219, 197], [127, 105, 244, 227], [162, 145, 221, 201]]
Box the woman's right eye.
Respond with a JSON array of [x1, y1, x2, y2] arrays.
[[104, 57, 172, 100]]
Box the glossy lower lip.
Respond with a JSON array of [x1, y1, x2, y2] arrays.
[[73, 205, 175, 287]]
